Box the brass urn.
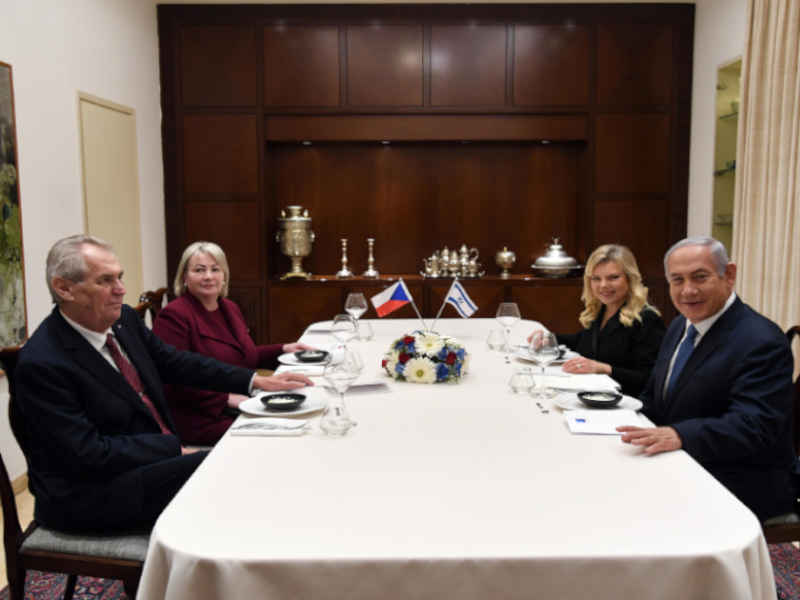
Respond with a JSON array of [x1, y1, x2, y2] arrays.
[[275, 205, 315, 279]]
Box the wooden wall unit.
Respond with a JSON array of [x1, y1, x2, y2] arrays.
[[158, 4, 694, 343]]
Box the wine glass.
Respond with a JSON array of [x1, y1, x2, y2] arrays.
[[495, 302, 521, 353], [529, 331, 559, 398], [320, 348, 362, 436], [331, 313, 357, 353], [345, 293, 368, 339]]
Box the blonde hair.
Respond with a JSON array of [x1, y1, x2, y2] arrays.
[[579, 244, 659, 329], [173, 241, 230, 298]]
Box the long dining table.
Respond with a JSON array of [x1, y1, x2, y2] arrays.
[[136, 318, 777, 600]]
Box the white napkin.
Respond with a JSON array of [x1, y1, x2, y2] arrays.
[[564, 409, 643, 435], [229, 417, 309, 437], [276, 364, 326, 376], [536, 371, 620, 393]]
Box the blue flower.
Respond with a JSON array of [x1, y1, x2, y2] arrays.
[[436, 363, 450, 381], [456, 348, 465, 360], [437, 347, 449, 361], [395, 362, 405, 375]]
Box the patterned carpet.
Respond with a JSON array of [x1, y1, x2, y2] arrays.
[[2, 546, 800, 599]]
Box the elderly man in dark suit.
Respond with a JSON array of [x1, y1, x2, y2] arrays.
[[13, 235, 311, 533], [618, 236, 796, 523]]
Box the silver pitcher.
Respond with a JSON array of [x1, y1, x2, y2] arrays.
[[275, 205, 314, 279]]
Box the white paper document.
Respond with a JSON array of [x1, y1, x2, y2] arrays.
[[565, 409, 643, 435]]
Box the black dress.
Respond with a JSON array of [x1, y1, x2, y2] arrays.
[[556, 305, 666, 397]]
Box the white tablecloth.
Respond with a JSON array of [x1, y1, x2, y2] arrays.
[[137, 319, 776, 600]]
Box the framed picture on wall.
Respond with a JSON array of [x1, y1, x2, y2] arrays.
[[0, 61, 27, 347]]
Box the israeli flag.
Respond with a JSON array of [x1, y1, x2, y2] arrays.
[[446, 280, 478, 318]]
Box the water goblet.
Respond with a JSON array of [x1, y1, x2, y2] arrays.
[[529, 331, 559, 399], [331, 313, 357, 353], [345, 293, 368, 339], [496, 302, 521, 353], [320, 348, 362, 436]]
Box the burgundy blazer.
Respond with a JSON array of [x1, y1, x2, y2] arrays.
[[152, 293, 282, 445]]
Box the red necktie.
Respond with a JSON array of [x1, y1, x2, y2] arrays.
[[106, 334, 171, 435]]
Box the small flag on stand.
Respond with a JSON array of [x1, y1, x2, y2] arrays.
[[370, 279, 413, 317], [445, 280, 478, 318]]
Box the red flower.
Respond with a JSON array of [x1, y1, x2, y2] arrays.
[[403, 335, 415, 345], [445, 352, 457, 365], [399, 352, 411, 364], [381, 358, 387, 368]]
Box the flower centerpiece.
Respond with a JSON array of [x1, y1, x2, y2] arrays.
[[382, 331, 469, 383]]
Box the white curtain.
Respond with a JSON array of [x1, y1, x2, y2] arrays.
[[732, 0, 800, 373]]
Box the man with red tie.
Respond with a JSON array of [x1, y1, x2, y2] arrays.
[[13, 235, 311, 532], [618, 237, 796, 523]]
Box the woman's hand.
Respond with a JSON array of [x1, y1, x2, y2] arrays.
[[562, 356, 611, 375], [526, 329, 547, 348], [253, 372, 313, 391], [282, 342, 315, 353], [227, 393, 250, 408]]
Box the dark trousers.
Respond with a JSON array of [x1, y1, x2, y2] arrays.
[[42, 451, 208, 533]]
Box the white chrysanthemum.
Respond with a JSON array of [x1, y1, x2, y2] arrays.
[[461, 352, 471, 375], [414, 332, 445, 356], [404, 357, 437, 384], [383, 350, 399, 376]]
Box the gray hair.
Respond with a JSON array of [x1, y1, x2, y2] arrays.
[[663, 236, 730, 276], [46, 234, 114, 303], [173, 241, 230, 298]]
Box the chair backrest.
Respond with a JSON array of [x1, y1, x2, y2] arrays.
[[139, 288, 167, 319], [0, 346, 24, 563], [788, 326, 800, 456], [135, 288, 168, 326]]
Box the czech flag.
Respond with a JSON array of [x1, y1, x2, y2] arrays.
[[370, 279, 412, 317]]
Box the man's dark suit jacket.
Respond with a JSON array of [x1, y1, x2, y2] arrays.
[[641, 297, 796, 522], [557, 306, 665, 396], [13, 305, 253, 531], [152, 293, 282, 445]]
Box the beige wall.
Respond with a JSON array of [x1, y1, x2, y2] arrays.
[[0, 0, 164, 480], [0, 0, 747, 481]]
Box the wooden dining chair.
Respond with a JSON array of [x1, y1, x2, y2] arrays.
[[0, 346, 150, 600], [139, 287, 168, 319], [763, 325, 800, 544]]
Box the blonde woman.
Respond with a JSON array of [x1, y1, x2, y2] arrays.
[[153, 241, 312, 445], [531, 244, 665, 396]]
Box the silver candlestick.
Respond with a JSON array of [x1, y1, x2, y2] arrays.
[[336, 238, 353, 278], [362, 238, 379, 278]]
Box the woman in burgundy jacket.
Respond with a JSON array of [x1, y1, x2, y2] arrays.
[[153, 241, 310, 445]]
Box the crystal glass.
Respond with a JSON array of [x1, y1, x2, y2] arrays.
[[320, 348, 362, 436], [529, 331, 559, 399], [331, 313, 357, 351], [495, 302, 521, 353], [359, 321, 374, 341], [509, 367, 535, 394], [345, 293, 368, 338], [486, 329, 505, 351]]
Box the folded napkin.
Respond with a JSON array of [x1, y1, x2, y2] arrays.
[[229, 417, 309, 437], [276, 364, 326, 376], [564, 409, 643, 435], [536, 372, 620, 393]]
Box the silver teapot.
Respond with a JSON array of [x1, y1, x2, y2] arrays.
[[531, 238, 579, 277], [421, 244, 484, 278]]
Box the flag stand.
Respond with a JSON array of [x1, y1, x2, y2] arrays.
[[430, 277, 457, 332]]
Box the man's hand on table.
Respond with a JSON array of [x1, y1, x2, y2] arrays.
[[617, 425, 682, 455], [254, 372, 313, 391]]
